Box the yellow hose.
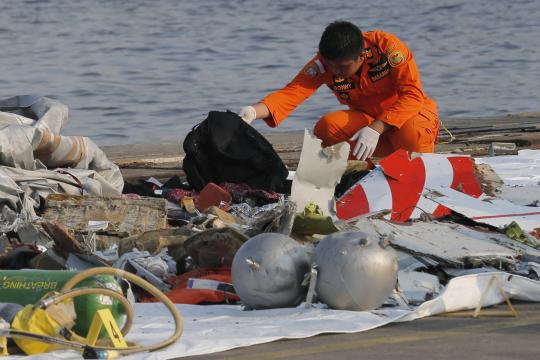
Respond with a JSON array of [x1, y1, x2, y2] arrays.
[[56, 267, 183, 355]]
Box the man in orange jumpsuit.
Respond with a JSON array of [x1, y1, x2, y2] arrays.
[[238, 21, 439, 160]]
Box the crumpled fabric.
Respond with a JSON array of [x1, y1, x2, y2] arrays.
[[164, 188, 197, 205], [0, 96, 123, 189], [219, 182, 281, 206], [0, 96, 124, 230]]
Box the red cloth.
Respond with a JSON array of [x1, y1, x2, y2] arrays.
[[220, 182, 281, 204], [141, 268, 239, 304], [164, 188, 197, 205]]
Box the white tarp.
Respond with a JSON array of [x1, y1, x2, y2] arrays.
[[476, 149, 540, 187], [476, 149, 540, 206], [11, 272, 540, 360]]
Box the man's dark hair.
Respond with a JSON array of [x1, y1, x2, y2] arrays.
[[318, 21, 364, 61]]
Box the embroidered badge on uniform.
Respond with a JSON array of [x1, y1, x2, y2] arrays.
[[304, 63, 319, 77], [364, 48, 373, 59], [388, 50, 405, 67], [332, 76, 355, 91], [368, 53, 391, 83]]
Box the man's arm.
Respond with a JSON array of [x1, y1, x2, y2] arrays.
[[369, 119, 392, 134], [238, 103, 270, 124], [239, 56, 326, 127]]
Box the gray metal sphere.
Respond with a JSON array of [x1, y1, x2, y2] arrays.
[[315, 231, 398, 311], [232, 233, 314, 309]]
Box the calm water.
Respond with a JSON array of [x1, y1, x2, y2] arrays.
[[0, 0, 539, 145]]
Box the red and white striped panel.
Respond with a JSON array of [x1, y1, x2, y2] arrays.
[[336, 150, 483, 222]]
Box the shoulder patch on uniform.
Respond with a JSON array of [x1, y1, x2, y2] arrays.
[[388, 50, 405, 67], [303, 63, 319, 77], [386, 43, 397, 53], [314, 59, 325, 74]]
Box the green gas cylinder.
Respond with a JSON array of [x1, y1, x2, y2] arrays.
[[0, 270, 126, 337]]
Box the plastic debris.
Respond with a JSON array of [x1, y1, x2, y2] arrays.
[[291, 202, 338, 235]]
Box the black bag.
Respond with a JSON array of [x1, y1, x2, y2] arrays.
[[182, 111, 289, 192]]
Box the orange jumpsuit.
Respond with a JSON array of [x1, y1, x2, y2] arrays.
[[260, 30, 439, 157]]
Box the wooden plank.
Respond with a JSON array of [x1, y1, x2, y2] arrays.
[[41, 194, 168, 235]]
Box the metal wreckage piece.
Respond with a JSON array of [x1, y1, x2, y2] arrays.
[[114, 249, 176, 292], [314, 231, 399, 311], [352, 217, 540, 270], [231, 233, 314, 309], [229, 199, 297, 236]]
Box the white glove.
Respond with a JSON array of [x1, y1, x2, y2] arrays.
[[238, 106, 257, 124], [350, 126, 381, 160]]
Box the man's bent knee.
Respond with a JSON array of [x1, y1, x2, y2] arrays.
[[314, 114, 341, 147], [313, 111, 361, 147]]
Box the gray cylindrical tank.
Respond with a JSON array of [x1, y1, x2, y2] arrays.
[[232, 233, 314, 309], [315, 231, 398, 311]]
